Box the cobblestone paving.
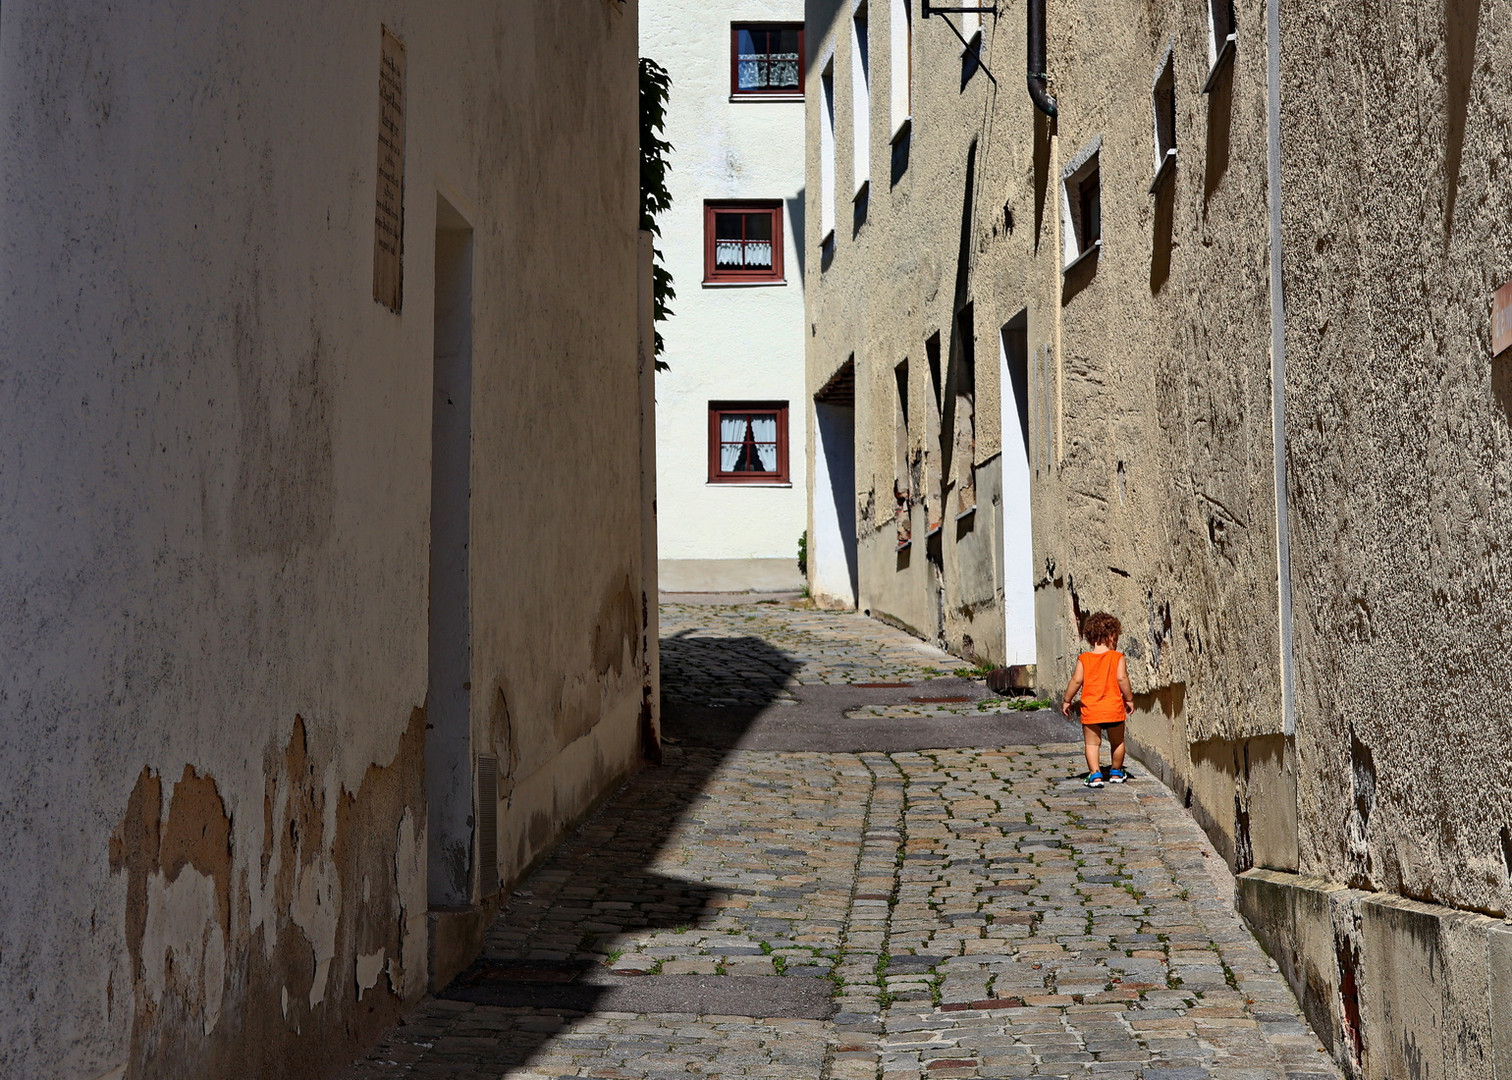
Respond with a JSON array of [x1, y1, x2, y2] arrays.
[[341, 600, 1341, 1080]]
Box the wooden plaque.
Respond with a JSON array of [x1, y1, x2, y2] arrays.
[[373, 26, 406, 312]]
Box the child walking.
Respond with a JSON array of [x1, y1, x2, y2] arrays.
[[1061, 611, 1134, 788]]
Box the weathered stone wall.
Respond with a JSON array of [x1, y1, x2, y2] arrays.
[[808, 0, 1512, 1075], [0, 2, 648, 1077], [1243, 4, 1512, 1074], [1278, 0, 1512, 920], [803, 0, 1286, 711], [804, 0, 1038, 661]]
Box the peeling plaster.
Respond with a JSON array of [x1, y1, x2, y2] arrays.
[[106, 710, 427, 1078]]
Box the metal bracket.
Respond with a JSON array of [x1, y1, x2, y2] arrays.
[[921, 1, 999, 17]]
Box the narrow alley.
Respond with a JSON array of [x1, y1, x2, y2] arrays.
[[340, 601, 1340, 1080]]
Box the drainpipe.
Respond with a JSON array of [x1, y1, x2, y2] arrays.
[[1026, 0, 1062, 462], [1026, 0, 1057, 117], [1265, 0, 1296, 736]]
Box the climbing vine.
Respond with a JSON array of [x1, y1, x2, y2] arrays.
[[639, 57, 674, 372]]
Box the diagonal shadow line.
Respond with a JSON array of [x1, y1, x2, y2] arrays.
[[352, 633, 1075, 1076], [354, 635, 810, 1076]]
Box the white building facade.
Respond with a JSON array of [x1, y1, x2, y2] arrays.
[[643, 0, 809, 593]]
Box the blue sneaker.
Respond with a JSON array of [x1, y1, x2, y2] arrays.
[[1107, 768, 1128, 784], [1085, 771, 1105, 788]]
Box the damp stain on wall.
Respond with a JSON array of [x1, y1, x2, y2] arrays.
[[107, 709, 426, 1079]]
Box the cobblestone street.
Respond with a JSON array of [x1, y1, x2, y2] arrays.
[[341, 600, 1341, 1080]]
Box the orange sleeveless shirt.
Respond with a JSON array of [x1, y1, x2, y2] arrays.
[[1078, 650, 1126, 726]]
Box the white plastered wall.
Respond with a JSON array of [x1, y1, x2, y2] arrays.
[[642, 0, 808, 591]]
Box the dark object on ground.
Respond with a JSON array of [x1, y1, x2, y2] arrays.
[[986, 665, 1036, 694]]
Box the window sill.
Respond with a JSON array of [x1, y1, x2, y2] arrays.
[[1201, 34, 1236, 94], [891, 115, 913, 144], [1148, 150, 1177, 194], [728, 92, 804, 103], [960, 27, 983, 57], [706, 481, 793, 488], [703, 278, 787, 288], [1063, 238, 1101, 275], [852, 178, 870, 204], [954, 505, 977, 523]]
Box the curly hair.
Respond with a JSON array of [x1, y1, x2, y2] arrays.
[[1081, 611, 1122, 646]]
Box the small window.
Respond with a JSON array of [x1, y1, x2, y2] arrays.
[[894, 360, 911, 549], [709, 402, 790, 483], [732, 23, 804, 97], [924, 332, 944, 535], [705, 203, 784, 283], [953, 303, 977, 518], [852, 4, 871, 197], [820, 60, 837, 244], [889, 0, 912, 137], [1204, 0, 1236, 89], [1151, 47, 1176, 189], [1060, 137, 1102, 270], [1078, 173, 1102, 246]]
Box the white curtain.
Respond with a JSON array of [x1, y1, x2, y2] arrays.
[[738, 53, 798, 91], [715, 241, 772, 269], [720, 414, 779, 472], [715, 240, 745, 267], [750, 415, 778, 470], [770, 54, 799, 87], [737, 58, 765, 89], [720, 416, 747, 471]]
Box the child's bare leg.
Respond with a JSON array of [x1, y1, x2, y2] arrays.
[[1082, 725, 1102, 775], [1107, 723, 1127, 769]]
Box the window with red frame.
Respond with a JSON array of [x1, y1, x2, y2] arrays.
[[708, 403, 790, 483], [705, 203, 784, 283], [731, 24, 804, 97]]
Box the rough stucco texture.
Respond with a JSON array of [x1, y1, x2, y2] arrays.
[[804, 0, 1284, 717], [643, 0, 810, 573], [0, 2, 645, 1077], [1278, 0, 1512, 916]]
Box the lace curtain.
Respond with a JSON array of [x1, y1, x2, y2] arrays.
[[715, 239, 773, 269], [736, 53, 800, 91]]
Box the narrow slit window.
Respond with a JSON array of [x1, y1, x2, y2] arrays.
[[953, 303, 977, 517], [1079, 171, 1101, 248], [894, 360, 912, 549], [925, 331, 944, 535], [1152, 48, 1176, 188], [1204, 0, 1236, 88], [1060, 137, 1103, 270], [820, 60, 837, 243], [889, 0, 912, 137], [852, 4, 871, 197]]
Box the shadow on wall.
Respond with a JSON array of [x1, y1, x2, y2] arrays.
[[1150, 180, 1175, 293], [1493, 356, 1512, 426], [1443, 0, 1480, 241], [1203, 61, 1233, 205], [786, 187, 807, 285], [361, 636, 803, 1072]]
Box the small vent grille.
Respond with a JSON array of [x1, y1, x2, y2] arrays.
[[476, 755, 499, 897]]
